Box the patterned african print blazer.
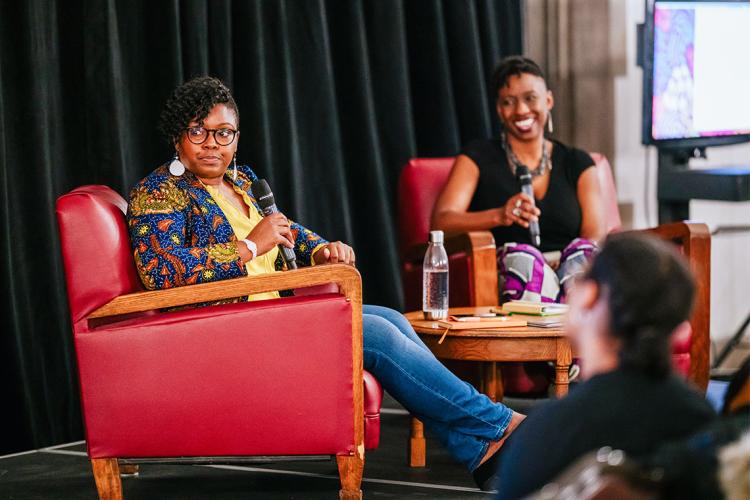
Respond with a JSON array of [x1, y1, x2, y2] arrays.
[[127, 163, 327, 291]]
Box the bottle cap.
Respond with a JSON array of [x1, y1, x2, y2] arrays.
[[429, 230, 444, 244]]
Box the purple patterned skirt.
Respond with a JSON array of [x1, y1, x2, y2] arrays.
[[496, 238, 597, 394], [497, 238, 598, 304]]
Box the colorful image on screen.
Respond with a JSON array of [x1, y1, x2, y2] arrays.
[[651, 2, 750, 141]]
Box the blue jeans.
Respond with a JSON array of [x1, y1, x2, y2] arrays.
[[362, 305, 513, 470]]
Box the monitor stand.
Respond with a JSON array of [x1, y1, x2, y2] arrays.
[[657, 147, 750, 224]]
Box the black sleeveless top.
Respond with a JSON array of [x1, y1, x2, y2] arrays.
[[462, 138, 594, 253]]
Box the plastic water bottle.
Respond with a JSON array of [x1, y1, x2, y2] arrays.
[[423, 230, 449, 320]]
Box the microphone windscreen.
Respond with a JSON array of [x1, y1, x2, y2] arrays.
[[251, 179, 275, 210], [516, 165, 532, 184]]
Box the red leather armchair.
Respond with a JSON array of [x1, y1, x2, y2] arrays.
[[398, 156, 710, 392], [56, 185, 382, 500]]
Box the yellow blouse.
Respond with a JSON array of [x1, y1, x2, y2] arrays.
[[204, 183, 280, 302]]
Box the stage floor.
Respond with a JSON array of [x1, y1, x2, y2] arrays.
[[0, 393, 533, 499], [2, 382, 725, 498]]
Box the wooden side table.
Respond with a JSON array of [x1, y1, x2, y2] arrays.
[[404, 306, 574, 467]]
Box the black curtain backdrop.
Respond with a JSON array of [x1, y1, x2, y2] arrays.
[[0, 0, 521, 454]]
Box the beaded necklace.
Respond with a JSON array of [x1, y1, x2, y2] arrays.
[[501, 131, 551, 177]]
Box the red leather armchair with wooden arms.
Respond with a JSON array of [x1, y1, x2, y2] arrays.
[[56, 185, 383, 500], [399, 158, 500, 310], [398, 155, 710, 391]]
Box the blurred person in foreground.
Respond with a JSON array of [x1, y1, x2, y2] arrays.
[[493, 233, 716, 498], [525, 356, 750, 500]]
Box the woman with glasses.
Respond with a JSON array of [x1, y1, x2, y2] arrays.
[[126, 76, 523, 490]]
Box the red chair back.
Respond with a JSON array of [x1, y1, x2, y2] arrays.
[[398, 158, 480, 311], [397, 158, 456, 255], [56, 186, 143, 328]]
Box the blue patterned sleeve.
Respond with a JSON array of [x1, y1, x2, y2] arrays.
[[288, 219, 328, 267], [127, 178, 246, 290]]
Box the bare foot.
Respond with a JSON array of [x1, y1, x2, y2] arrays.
[[478, 411, 526, 465]]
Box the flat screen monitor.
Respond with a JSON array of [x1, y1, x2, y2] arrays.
[[642, 0, 750, 149]]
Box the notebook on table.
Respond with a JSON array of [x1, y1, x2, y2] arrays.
[[436, 316, 528, 330], [492, 300, 569, 316]]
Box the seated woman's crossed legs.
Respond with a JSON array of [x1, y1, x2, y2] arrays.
[[361, 304, 522, 476]]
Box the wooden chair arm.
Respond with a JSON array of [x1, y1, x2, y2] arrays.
[[638, 221, 711, 390], [645, 220, 710, 243], [88, 264, 363, 319]]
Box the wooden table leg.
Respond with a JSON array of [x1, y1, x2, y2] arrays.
[[409, 417, 426, 467], [481, 361, 502, 402], [554, 364, 570, 398], [554, 338, 573, 398]]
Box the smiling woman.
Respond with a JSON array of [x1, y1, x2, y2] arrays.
[[430, 56, 609, 393], [431, 56, 606, 304]]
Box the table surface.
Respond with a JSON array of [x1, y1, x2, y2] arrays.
[[404, 306, 566, 338]]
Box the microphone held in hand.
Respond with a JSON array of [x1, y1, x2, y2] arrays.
[[515, 165, 541, 248], [250, 179, 298, 269]]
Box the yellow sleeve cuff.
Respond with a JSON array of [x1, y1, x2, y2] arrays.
[[309, 243, 328, 266]]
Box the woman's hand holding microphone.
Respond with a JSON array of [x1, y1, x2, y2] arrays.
[[498, 194, 551, 260], [498, 193, 540, 228], [239, 212, 293, 263]]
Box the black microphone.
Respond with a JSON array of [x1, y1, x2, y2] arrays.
[[515, 165, 541, 248], [250, 179, 297, 270]]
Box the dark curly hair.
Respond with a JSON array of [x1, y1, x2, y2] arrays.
[[585, 233, 695, 379], [491, 56, 547, 98], [159, 76, 239, 144]]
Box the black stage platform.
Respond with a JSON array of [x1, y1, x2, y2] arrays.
[[0, 395, 539, 499]]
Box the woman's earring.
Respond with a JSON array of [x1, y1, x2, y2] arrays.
[[169, 152, 185, 176], [232, 154, 238, 181], [547, 113, 554, 134]]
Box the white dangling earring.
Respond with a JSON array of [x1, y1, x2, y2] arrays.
[[232, 154, 238, 181], [169, 152, 185, 176], [547, 112, 554, 134]]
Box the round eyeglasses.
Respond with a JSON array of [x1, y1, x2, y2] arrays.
[[184, 126, 238, 146]]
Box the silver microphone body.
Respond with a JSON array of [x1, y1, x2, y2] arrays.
[[516, 166, 541, 248]]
